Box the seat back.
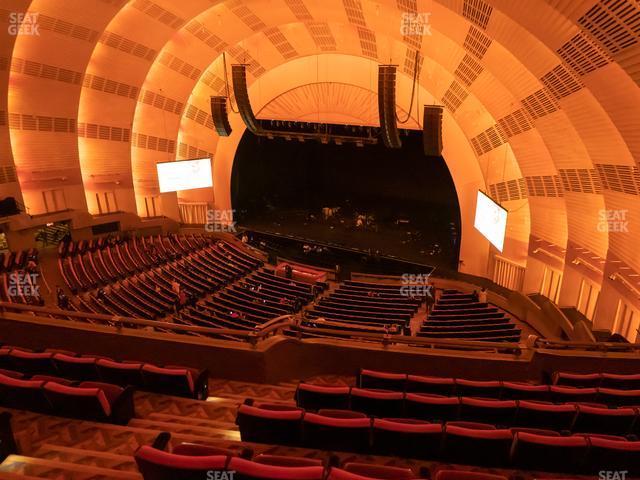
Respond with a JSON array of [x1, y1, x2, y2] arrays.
[[455, 379, 502, 399], [406, 375, 455, 396], [296, 383, 350, 411], [512, 431, 587, 473], [459, 398, 517, 426], [343, 462, 416, 479], [236, 404, 303, 446], [53, 354, 99, 381], [0, 375, 50, 412], [8, 349, 55, 375], [228, 456, 324, 480], [513, 401, 577, 431], [350, 388, 404, 418], [141, 365, 195, 397], [372, 418, 442, 459], [405, 393, 459, 422], [549, 386, 597, 404], [96, 359, 144, 387], [597, 388, 640, 407], [553, 372, 602, 388], [572, 405, 637, 436], [585, 436, 640, 476], [43, 382, 112, 421], [135, 445, 228, 480], [434, 470, 508, 480], [359, 369, 406, 391], [302, 413, 371, 453], [442, 424, 512, 467], [600, 373, 640, 390], [500, 382, 549, 401]]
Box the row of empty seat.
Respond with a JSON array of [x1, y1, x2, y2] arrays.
[[420, 290, 520, 342], [236, 402, 640, 474], [296, 383, 640, 435], [0, 345, 208, 399]]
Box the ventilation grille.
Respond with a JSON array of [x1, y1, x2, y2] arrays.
[[470, 124, 506, 155], [540, 64, 583, 100], [9, 113, 76, 133], [497, 108, 533, 138], [489, 178, 528, 202], [462, 0, 493, 29], [131, 132, 175, 153], [38, 14, 100, 43], [526, 175, 564, 197], [403, 48, 423, 75], [521, 88, 559, 120], [454, 54, 483, 86], [185, 104, 215, 130], [185, 20, 228, 51], [131, 0, 185, 29], [463, 25, 492, 59], [226, 0, 266, 31], [77, 123, 130, 142], [344, 0, 366, 27], [0, 165, 18, 184], [11, 57, 83, 85], [357, 27, 378, 59], [557, 32, 611, 76], [157, 52, 202, 80], [285, 0, 313, 21], [264, 27, 298, 59], [578, 0, 640, 55], [99, 31, 157, 62], [227, 45, 266, 77], [442, 81, 469, 113], [83, 74, 139, 100], [306, 22, 337, 51], [559, 168, 602, 194], [139, 89, 184, 115], [200, 70, 227, 94], [596, 163, 640, 195], [178, 143, 213, 160]]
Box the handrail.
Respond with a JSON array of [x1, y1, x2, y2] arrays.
[[534, 337, 640, 352], [0, 302, 294, 342]]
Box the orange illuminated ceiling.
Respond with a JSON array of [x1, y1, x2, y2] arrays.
[[2, 0, 639, 286]]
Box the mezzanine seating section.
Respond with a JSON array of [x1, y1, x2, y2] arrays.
[[420, 290, 520, 342]]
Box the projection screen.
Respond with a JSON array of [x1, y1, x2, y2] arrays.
[[157, 158, 213, 193], [473, 191, 508, 252]]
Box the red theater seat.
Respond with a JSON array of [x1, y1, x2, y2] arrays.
[[549, 386, 598, 404], [52, 353, 99, 381], [327, 468, 426, 480], [406, 375, 456, 396], [512, 431, 588, 473], [171, 443, 234, 457], [135, 446, 228, 480], [442, 424, 513, 467], [500, 382, 549, 401], [458, 397, 517, 426], [434, 470, 508, 480], [8, 349, 55, 375], [359, 369, 407, 391], [0, 375, 50, 412], [141, 364, 208, 399], [228, 456, 324, 480], [350, 388, 404, 417], [0, 369, 23, 379], [343, 462, 417, 479], [236, 404, 303, 446], [454, 379, 502, 399], [296, 383, 351, 411], [252, 455, 323, 467], [585, 436, 640, 475], [405, 393, 460, 422], [302, 412, 371, 453], [95, 359, 144, 387], [513, 400, 577, 431], [572, 404, 637, 435], [371, 418, 442, 459], [597, 387, 640, 407], [600, 373, 640, 390], [553, 372, 602, 388], [43, 381, 135, 424]]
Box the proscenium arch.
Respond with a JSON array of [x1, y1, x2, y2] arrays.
[[211, 54, 511, 276]]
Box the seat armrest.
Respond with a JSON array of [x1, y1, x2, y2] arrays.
[[151, 432, 171, 451], [194, 369, 209, 400], [110, 385, 136, 425]]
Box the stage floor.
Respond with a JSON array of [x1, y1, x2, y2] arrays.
[[238, 210, 457, 270]]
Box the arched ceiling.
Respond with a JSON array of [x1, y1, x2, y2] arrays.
[[2, 0, 639, 293]]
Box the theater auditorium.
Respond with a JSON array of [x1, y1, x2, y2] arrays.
[[0, 0, 639, 478]]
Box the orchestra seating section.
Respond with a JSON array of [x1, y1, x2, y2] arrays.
[[299, 280, 422, 337], [419, 290, 521, 342], [0, 249, 42, 305]]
